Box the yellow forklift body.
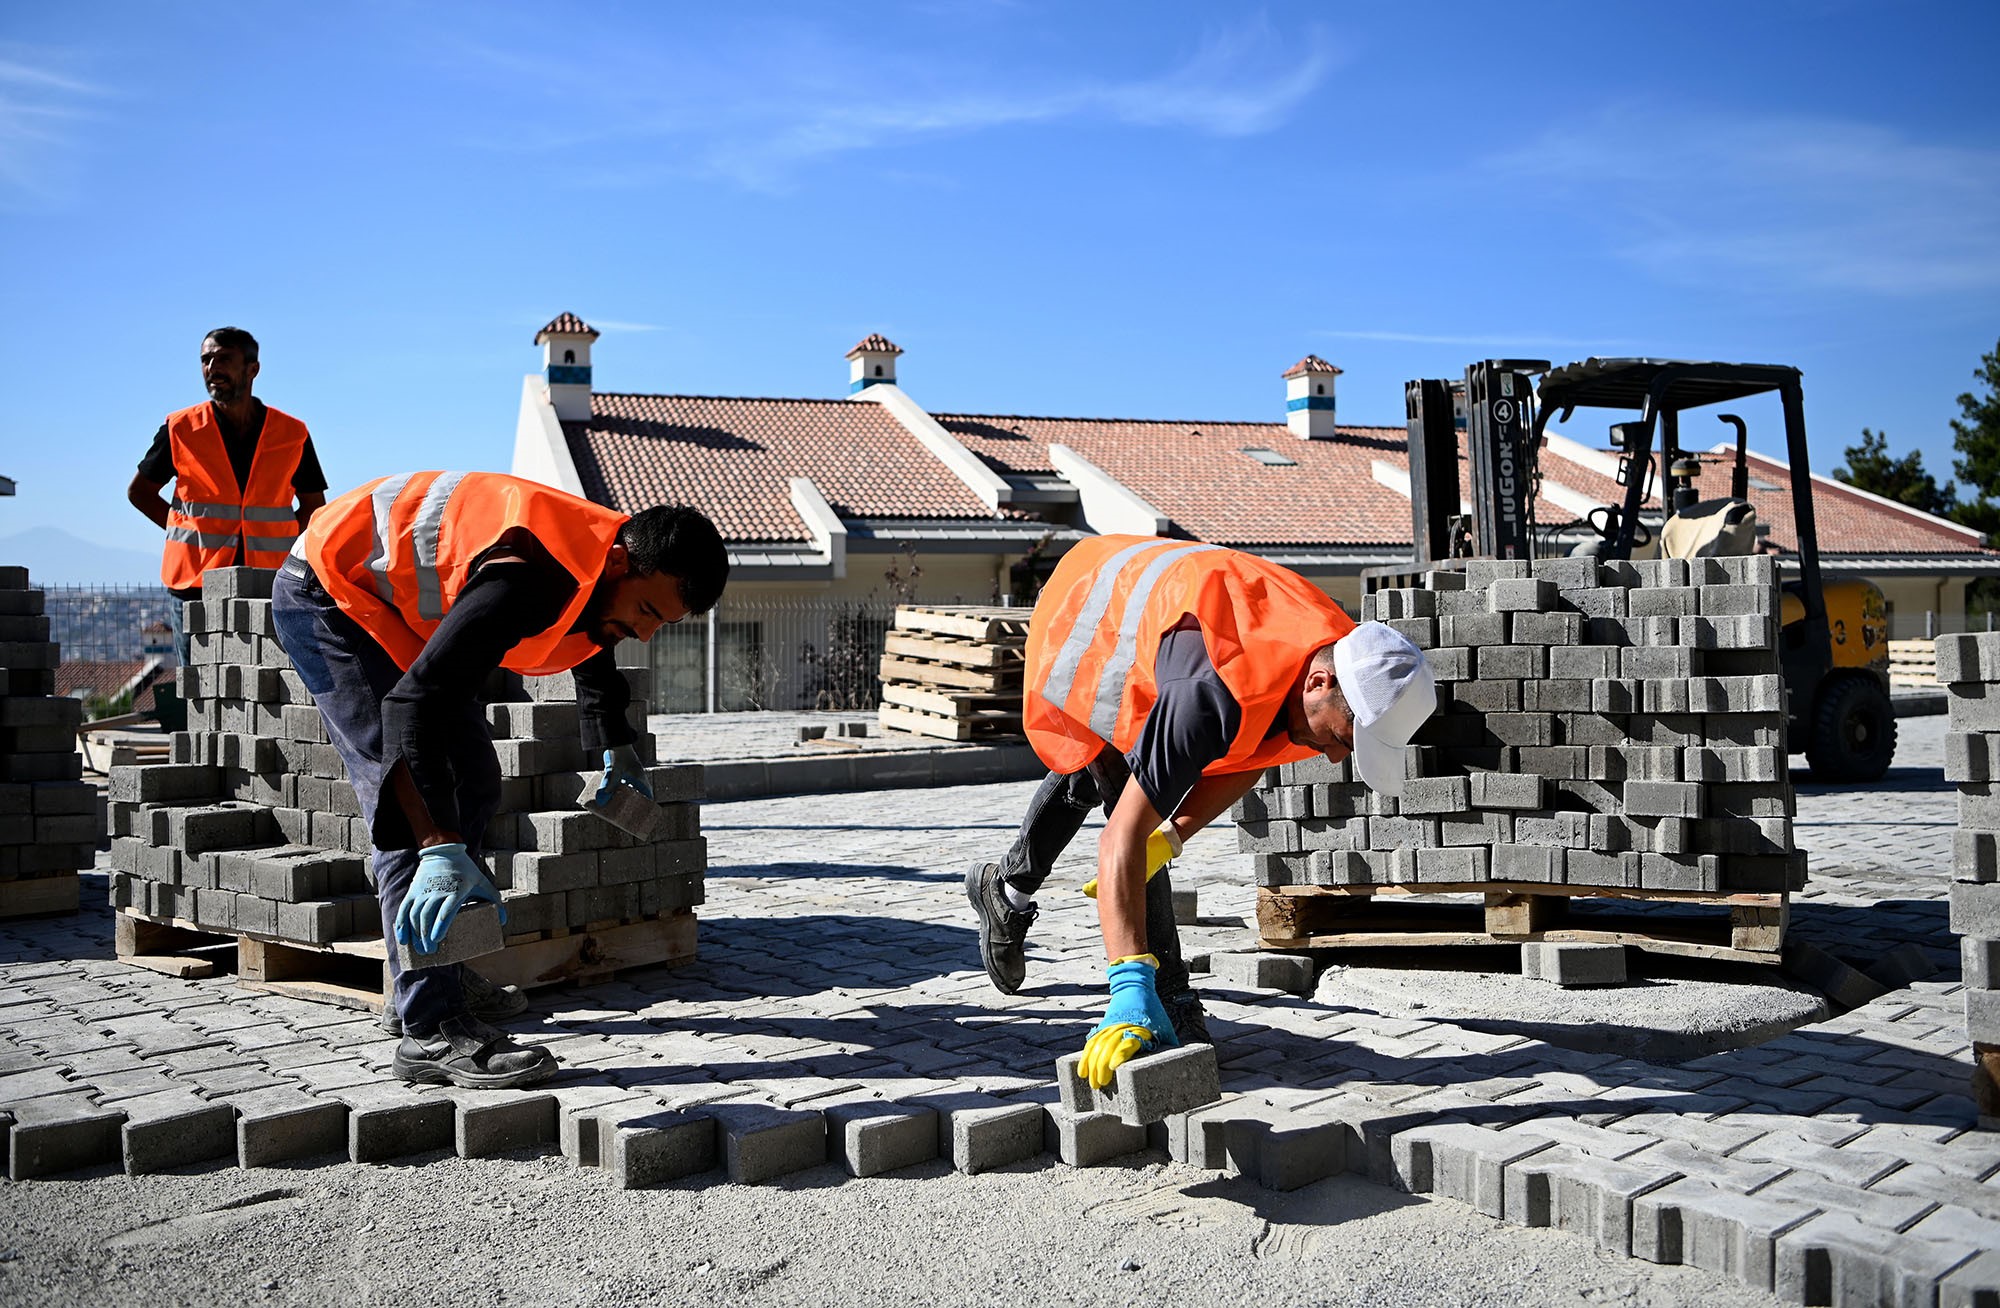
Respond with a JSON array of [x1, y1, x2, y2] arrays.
[[1779, 578, 1888, 672]]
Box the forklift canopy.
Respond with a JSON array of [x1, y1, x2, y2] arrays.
[[1538, 358, 1799, 414]]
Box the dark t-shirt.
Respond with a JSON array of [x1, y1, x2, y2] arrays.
[[137, 400, 328, 495], [1124, 618, 1246, 818], [374, 531, 635, 841]]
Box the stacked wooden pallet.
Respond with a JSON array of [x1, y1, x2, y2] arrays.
[[877, 605, 1032, 741]]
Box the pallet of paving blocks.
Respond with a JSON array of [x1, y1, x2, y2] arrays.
[[0, 566, 98, 919], [102, 566, 705, 1007], [1937, 630, 2000, 1122], [1235, 555, 1801, 964], [877, 604, 1031, 741]]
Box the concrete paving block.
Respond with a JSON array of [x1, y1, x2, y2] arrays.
[[119, 1088, 236, 1175], [1043, 1105, 1148, 1167], [393, 902, 505, 970], [332, 1085, 456, 1163], [1632, 1177, 1820, 1290], [1955, 882, 2000, 937], [1399, 775, 1470, 815], [6, 1090, 126, 1179], [607, 1107, 717, 1188], [1938, 1250, 2000, 1308], [1238, 1113, 1351, 1192], [1965, 937, 2000, 991], [1784, 941, 1893, 1011], [229, 1087, 349, 1167], [823, 1099, 938, 1177], [1502, 1146, 1682, 1253], [1522, 943, 1628, 987], [1623, 781, 1705, 819], [554, 1089, 652, 1167], [445, 1088, 558, 1158], [915, 1091, 1044, 1175], [1209, 951, 1315, 995], [1865, 942, 1941, 990], [1957, 830, 2000, 883], [1062, 1043, 1221, 1128], [1471, 772, 1544, 810], [704, 1100, 827, 1184], [1777, 1210, 1987, 1308], [1492, 843, 1563, 883], [1170, 887, 1198, 924], [1393, 1121, 1557, 1217]]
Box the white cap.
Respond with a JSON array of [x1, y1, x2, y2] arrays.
[[1332, 622, 1438, 801]]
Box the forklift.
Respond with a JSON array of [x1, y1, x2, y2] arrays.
[[1397, 357, 1895, 782]]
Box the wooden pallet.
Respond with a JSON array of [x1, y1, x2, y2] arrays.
[[893, 605, 1032, 643], [1256, 882, 1787, 965], [878, 604, 1033, 741], [114, 908, 699, 1009], [1888, 639, 1937, 687], [0, 874, 81, 920]]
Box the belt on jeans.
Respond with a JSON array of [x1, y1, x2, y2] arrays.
[[279, 555, 320, 590]]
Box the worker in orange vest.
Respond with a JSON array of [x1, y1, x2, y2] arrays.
[[966, 536, 1437, 1088], [273, 471, 728, 1089], [127, 327, 327, 660]]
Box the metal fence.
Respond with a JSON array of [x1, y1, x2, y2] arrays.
[[1889, 608, 2000, 639], [42, 585, 177, 663], [642, 594, 904, 714]]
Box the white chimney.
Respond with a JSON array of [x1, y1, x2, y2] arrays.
[[846, 333, 903, 393], [535, 312, 599, 422], [1283, 354, 1342, 439]]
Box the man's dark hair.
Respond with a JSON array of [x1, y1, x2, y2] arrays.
[[622, 505, 729, 613], [204, 326, 259, 363]]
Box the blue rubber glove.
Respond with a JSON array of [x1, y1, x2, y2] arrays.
[[591, 744, 653, 806], [393, 843, 505, 955], [1078, 954, 1181, 1089]]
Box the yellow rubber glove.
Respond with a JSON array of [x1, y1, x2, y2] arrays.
[[1082, 826, 1184, 899], [1077, 953, 1180, 1089]]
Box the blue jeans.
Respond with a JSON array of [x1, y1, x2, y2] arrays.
[[271, 562, 498, 1035]]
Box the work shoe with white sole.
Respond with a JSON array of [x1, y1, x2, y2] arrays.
[[378, 966, 530, 1035], [966, 861, 1037, 995], [392, 1014, 557, 1090]]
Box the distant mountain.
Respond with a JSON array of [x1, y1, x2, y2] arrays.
[[0, 527, 164, 587]]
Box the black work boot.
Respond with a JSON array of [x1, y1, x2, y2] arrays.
[[1145, 865, 1209, 1044], [966, 861, 1038, 995], [392, 1014, 557, 1090], [1162, 990, 1211, 1045], [378, 967, 529, 1035]]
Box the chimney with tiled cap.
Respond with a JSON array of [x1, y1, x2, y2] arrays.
[[1283, 354, 1342, 439], [535, 312, 599, 422], [846, 333, 902, 393]]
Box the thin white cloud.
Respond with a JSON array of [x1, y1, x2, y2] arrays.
[[432, 18, 1337, 191], [1320, 329, 1640, 349], [0, 46, 106, 210], [588, 319, 667, 334], [1495, 106, 2000, 296]]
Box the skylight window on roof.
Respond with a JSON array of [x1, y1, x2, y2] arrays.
[[1242, 447, 1297, 467], [1747, 474, 1781, 492]]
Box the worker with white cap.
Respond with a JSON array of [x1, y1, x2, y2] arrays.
[[967, 536, 1436, 1087]]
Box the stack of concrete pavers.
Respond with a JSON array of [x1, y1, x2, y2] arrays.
[[103, 567, 705, 972], [0, 566, 96, 918], [1938, 629, 2000, 1125], [1236, 554, 1802, 897]]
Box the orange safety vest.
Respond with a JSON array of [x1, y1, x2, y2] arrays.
[[1023, 535, 1355, 777], [301, 471, 630, 676], [160, 402, 310, 589]]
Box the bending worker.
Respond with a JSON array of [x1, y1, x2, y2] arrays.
[[128, 327, 327, 660], [273, 471, 728, 1090], [966, 535, 1436, 1087]]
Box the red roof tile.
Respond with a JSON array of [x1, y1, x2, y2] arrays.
[[846, 333, 903, 359], [56, 659, 163, 710], [535, 313, 598, 343], [568, 394, 1006, 543], [1283, 355, 1342, 379]]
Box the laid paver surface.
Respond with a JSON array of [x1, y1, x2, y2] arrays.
[[0, 710, 1993, 1304]]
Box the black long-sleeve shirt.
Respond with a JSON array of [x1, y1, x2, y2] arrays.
[[375, 532, 634, 845]]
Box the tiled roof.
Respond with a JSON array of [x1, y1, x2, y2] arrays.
[[1283, 355, 1342, 379], [567, 394, 1007, 543], [1535, 438, 1992, 556], [845, 333, 903, 359], [535, 313, 598, 343], [56, 659, 163, 710]]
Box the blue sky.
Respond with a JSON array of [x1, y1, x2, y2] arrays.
[[3, 1, 1997, 576]]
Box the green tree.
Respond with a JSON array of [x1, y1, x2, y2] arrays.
[[1952, 338, 2000, 539], [1833, 427, 1956, 517]]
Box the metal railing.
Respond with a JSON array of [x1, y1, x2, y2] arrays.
[[42, 585, 177, 663], [1888, 609, 1997, 640], [641, 594, 908, 714]]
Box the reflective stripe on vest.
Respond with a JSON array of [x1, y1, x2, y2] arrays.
[[410, 471, 467, 621], [1037, 539, 1222, 734], [171, 498, 297, 523], [363, 472, 418, 606]]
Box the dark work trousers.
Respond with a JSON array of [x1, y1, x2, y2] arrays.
[[997, 748, 1191, 1001], [271, 561, 500, 1036]]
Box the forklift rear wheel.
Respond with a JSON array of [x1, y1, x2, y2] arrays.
[[1806, 674, 1897, 782]]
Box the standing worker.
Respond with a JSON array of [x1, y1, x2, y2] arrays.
[[966, 536, 1437, 1087], [272, 471, 728, 1089], [127, 327, 328, 661]]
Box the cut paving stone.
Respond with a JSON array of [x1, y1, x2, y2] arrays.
[[705, 1100, 826, 1184], [555, 1088, 653, 1167], [119, 1088, 236, 1175], [607, 1106, 718, 1189], [1631, 1176, 1822, 1292], [5, 1091, 125, 1179], [1209, 951, 1315, 996], [330, 1084, 455, 1163], [1043, 1105, 1148, 1167], [1522, 942, 1629, 988], [228, 1087, 348, 1167], [914, 1091, 1043, 1175], [821, 1098, 938, 1178], [1501, 1145, 1683, 1255], [1056, 1043, 1220, 1127], [394, 902, 505, 971], [444, 1088, 558, 1158]]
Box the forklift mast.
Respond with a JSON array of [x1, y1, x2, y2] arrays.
[[1405, 361, 1549, 563]]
